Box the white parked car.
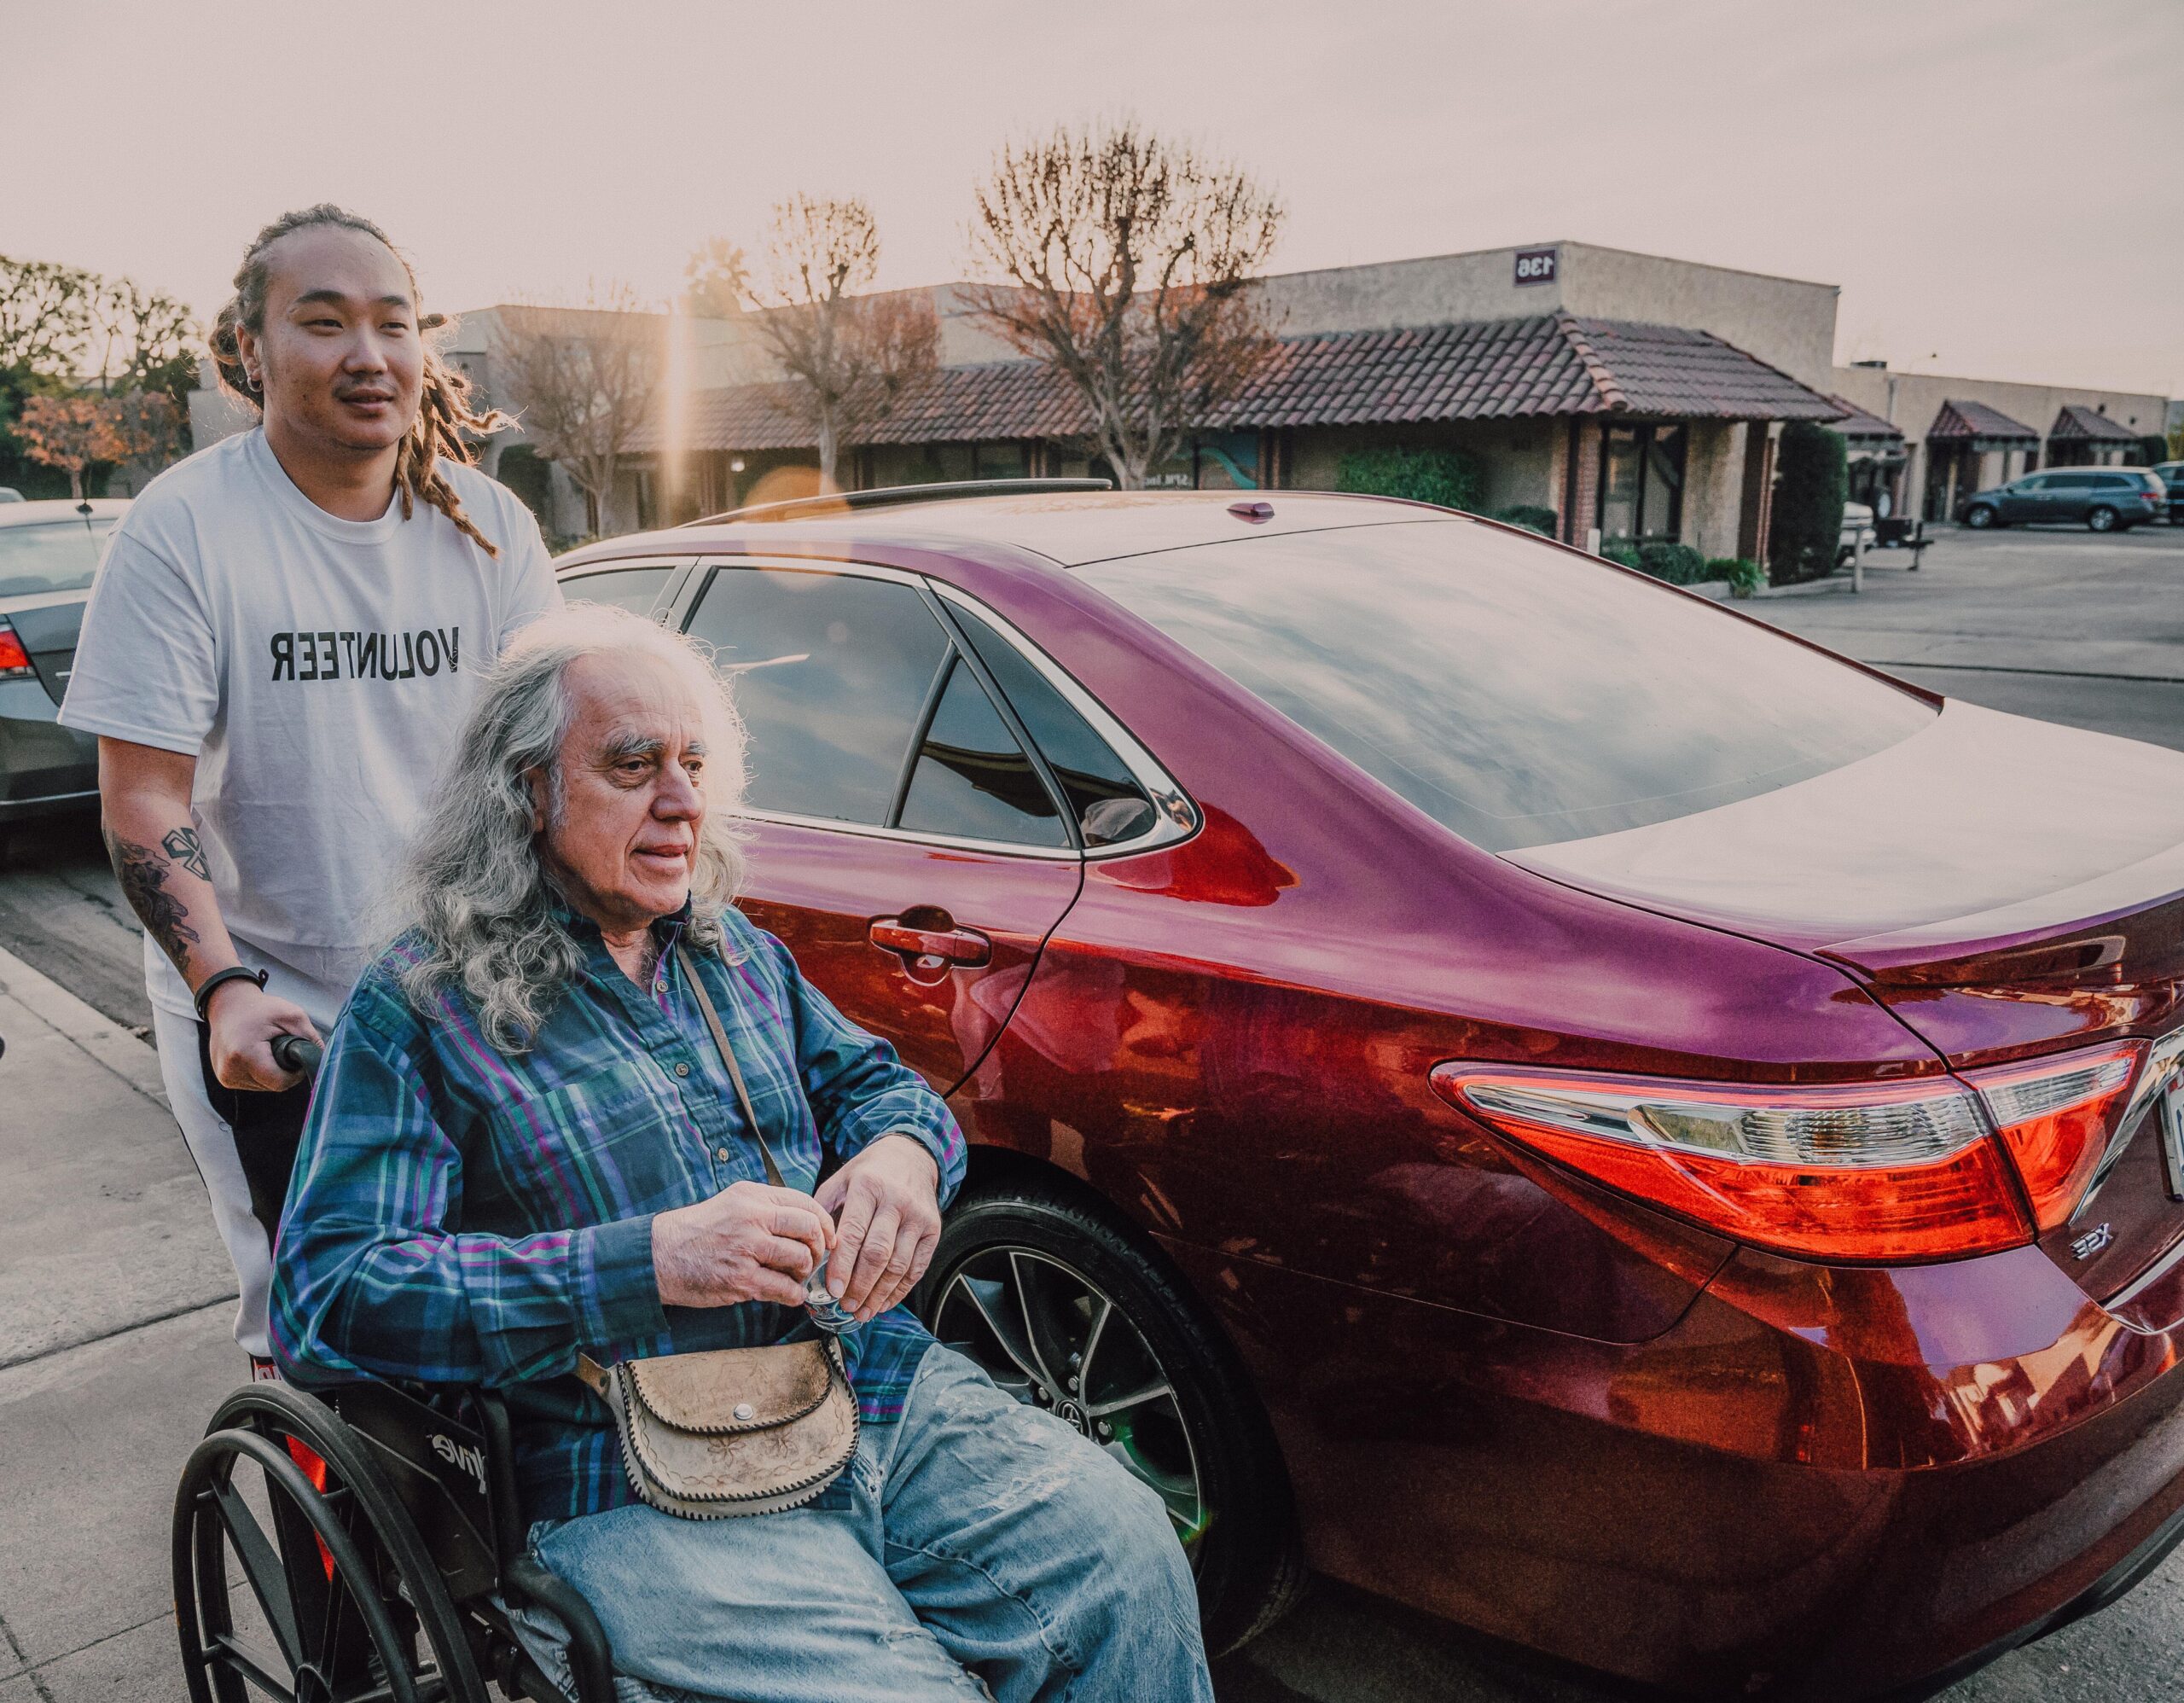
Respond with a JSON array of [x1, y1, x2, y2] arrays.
[[1836, 501, 1876, 567]]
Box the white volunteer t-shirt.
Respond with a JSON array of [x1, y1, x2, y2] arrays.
[[60, 427, 561, 1031]]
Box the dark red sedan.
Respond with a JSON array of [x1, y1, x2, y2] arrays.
[[556, 485, 2184, 1700]]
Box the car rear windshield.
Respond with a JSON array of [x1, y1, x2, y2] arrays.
[[0, 520, 109, 598], [1077, 519, 1935, 852]]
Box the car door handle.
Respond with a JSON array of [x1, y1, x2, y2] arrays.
[[869, 918, 992, 968]]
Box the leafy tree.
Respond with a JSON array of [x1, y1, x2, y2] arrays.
[[964, 120, 1283, 489], [746, 195, 938, 490], [17, 394, 107, 501], [1767, 422, 1848, 585]]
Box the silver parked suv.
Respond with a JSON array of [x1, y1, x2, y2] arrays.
[[0, 498, 126, 839], [1957, 467, 2164, 532]]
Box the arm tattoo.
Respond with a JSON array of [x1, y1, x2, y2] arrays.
[[104, 830, 202, 974], [160, 826, 211, 880]]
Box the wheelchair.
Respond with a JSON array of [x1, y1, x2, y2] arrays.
[[174, 1376, 615, 1703], [171, 1036, 616, 1703]]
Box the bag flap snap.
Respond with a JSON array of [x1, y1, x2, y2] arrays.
[[626, 1343, 833, 1435]]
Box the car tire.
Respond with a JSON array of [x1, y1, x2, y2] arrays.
[[1965, 504, 1997, 530], [2088, 506, 2119, 532], [916, 1172, 1308, 1656]]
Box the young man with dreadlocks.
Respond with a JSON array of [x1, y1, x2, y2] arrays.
[[61, 206, 562, 1368]]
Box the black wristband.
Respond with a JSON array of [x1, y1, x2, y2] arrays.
[[194, 964, 269, 1023]]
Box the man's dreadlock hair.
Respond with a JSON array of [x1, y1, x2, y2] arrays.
[[207, 204, 510, 557]]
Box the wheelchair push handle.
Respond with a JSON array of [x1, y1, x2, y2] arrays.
[[271, 1033, 324, 1079]]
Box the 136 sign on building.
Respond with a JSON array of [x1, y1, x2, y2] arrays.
[[1514, 247, 1558, 286]]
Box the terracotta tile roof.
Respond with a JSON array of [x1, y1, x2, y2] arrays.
[[647, 311, 1842, 453], [2048, 404, 2140, 444], [1824, 395, 1903, 442], [1926, 398, 2040, 445]]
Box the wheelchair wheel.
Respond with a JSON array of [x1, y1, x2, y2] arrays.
[[173, 1382, 488, 1703]]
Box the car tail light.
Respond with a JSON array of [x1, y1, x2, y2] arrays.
[[1432, 1064, 2029, 1261], [0, 621, 31, 678], [1964, 1042, 2144, 1229]]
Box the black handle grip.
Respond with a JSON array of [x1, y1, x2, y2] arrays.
[[270, 1034, 323, 1079]]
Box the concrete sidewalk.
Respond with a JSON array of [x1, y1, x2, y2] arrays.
[[0, 943, 240, 1703]]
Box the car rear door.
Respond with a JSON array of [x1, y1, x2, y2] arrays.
[[2045, 471, 2094, 521], [680, 558, 1083, 1094]]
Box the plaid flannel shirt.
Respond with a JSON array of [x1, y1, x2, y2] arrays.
[[269, 901, 966, 1523]]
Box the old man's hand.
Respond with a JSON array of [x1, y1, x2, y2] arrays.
[[816, 1135, 943, 1323], [651, 1183, 836, 1309]]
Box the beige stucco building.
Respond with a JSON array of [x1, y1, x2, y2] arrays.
[[189, 241, 2169, 558]]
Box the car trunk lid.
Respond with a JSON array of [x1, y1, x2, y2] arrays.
[[1510, 698, 2184, 1306], [0, 591, 85, 707]]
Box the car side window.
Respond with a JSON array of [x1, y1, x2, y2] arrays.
[[897, 654, 1068, 847], [948, 603, 1158, 846], [684, 567, 951, 824], [561, 564, 677, 619]]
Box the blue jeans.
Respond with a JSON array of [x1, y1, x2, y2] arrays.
[[523, 1346, 1213, 1702]]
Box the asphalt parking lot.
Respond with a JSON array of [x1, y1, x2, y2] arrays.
[[2, 523, 2181, 1702]]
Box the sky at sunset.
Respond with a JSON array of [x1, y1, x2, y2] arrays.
[[10, 0, 2181, 398]]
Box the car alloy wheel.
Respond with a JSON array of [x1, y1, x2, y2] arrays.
[[917, 1176, 1305, 1654], [1965, 504, 1995, 529], [2088, 505, 2118, 532], [933, 1247, 1208, 1546]]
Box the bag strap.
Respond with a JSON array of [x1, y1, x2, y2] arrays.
[[673, 942, 787, 1191], [573, 942, 790, 1395]]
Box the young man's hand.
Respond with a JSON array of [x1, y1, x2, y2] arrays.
[[206, 979, 322, 1091], [653, 1183, 835, 1309], [815, 1134, 942, 1322]]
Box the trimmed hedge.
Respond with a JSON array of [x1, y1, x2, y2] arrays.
[[1768, 422, 1847, 585], [1335, 445, 1485, 514], [1493, 503, 1558, 537]]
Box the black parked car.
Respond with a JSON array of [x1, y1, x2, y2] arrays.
[[2152, 462, 2182, 523], [0, 499, 126, 839], [1958, 468, 2164, 532]]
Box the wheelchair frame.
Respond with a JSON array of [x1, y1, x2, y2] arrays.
[[173, 1376, 617, 1703]]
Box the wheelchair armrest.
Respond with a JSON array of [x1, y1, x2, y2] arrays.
[[473, 1389, 618, 1703]]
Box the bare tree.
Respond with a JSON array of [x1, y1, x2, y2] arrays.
[[683, 238, 750, 319], [491, 287, 661, 535], [86, 278, 198, 404], [747, 195, 938, 489], [964, 121, 1284, 489], [0, 257, 96, 376]]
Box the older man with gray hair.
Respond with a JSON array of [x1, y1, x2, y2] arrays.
[[270, 604, 1211, 1703]]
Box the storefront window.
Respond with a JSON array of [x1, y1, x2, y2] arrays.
[[1597, 422, 1686, 542]]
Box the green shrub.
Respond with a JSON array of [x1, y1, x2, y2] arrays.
[[1335, 445, 1485, 514], [1600, 537, 1643, 569], [1768, 422, 1848, 584], [1492, 503, 1558, 537], [1636, 540, 1708, 584], [1707, 556, 1763, 597]]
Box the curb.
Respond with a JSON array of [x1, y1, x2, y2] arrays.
[[0, 939, 166, 1107]]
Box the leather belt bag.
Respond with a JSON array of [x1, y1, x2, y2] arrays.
[[574, 944, 857, 1519]]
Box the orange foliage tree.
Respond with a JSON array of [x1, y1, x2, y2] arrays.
[[15, 390, 182, 501]]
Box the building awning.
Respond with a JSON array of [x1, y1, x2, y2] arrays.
[[638, 310, 1844, 455], [1926, 398, 2040, 448], [1824, 395, 1903, 445], [2048, 404, 2140, 444]]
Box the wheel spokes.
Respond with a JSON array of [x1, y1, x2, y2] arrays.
[[207, 1477, 304, 1671], [952, 1273, 1048, 1392], [930, 1243, 1211, 1567]]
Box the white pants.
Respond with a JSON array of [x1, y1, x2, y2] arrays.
[[153, 1002, 274, 1357]]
